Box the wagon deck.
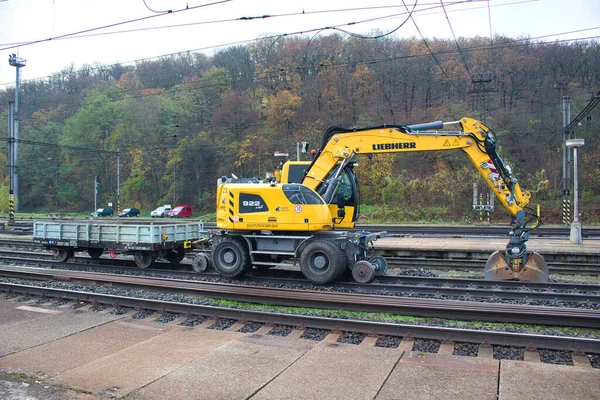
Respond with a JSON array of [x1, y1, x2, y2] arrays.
[[33, 220, 209, 268]]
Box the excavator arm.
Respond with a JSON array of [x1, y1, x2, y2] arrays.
[[300, 117, 548, 282], [304, 117, 531, 218]]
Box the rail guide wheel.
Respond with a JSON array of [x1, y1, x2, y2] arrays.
[[192, 252, 211, 272], [352, 260, 376, 283], [369, 256, 388, 276], [484, 250, 549, 282]]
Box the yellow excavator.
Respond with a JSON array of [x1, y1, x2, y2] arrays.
[[213, 117, 548, 284]]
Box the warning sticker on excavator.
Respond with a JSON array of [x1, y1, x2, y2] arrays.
[[443, 139, 460, 147], [294, 205, 303, 213]]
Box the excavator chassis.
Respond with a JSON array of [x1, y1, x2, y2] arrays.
[[484, 250, 549, 282]]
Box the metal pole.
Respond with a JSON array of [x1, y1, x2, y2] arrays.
[[7, 102, 14, 222], [94, 177, 97, 212], [54, 167, 58, 210], [173, 163, 176, 206], [117, 148, 120, 216], [14, 64, 20, 213], [573, 147, 579, 224], [562, 96, 571, 225], [566, 99, 571, 194], [8, 55, 25, 215], [566, 138, 584, 244]]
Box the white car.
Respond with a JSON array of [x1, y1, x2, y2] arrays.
[[151, 206, 171, 218]]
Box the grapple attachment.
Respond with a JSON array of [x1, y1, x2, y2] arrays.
[[484, 250, 549, 282], [484, 210, 548, 282]]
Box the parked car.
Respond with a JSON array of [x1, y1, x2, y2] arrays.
[[91, 208, 114, 217], [151, 206, 172, 218], [168, 205, 193, 218], [119, 207, 140, 217]]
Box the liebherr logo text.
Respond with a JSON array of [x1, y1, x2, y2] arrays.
[[372, 142, 416, 150]]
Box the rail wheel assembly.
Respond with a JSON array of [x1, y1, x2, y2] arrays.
[[192, 252, 211, 272], [484, 210, 549, 282], [134, 251, 155, 269], [352, 260, 376, 283], [53, 249, 73, 262], [369, 255, 388, 276]]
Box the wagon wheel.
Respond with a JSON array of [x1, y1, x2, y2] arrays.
[[53, 249, 72, 262], [88, 248, 104, 260], [134, 251, 155, 269]]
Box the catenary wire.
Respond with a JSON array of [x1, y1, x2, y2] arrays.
[[1, 0, 529, 86]]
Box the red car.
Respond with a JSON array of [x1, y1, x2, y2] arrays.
[[168, 205, 193, 218]]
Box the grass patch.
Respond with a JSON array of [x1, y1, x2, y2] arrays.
[[201, 297, 600, 339]]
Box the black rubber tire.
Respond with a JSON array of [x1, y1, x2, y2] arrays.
[[299, 240, 345, 284], [167, 248, 185, 264], [212, 238, 250, 277], [134, 251, 155, 269], [53, 249, 72, 262], [88, 248, 104, 259]]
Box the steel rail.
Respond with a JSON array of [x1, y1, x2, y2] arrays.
[[1, 281, 599, 353], [2, 255, 600, 303], [1, 265, 599, 329], [2, 247, 600, 280]]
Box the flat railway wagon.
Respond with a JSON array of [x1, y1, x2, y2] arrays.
[[33, 220, 209, 269]]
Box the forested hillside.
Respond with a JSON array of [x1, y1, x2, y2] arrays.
[[1, 34, 599, 223]]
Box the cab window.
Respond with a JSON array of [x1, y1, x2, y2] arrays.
[[282, 184, 324, 205]]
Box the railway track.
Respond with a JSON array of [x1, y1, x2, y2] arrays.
[[1, 266, 599, 354], [2, 245, 600, 279], [1, 263, 600, 323], [2, 248, 600, 293]]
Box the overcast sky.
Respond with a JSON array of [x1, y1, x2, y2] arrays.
[[1, 0, 599, 87]]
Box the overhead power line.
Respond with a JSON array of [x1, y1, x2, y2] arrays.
[[0, 0, 529, 86], [440, 0, 473, 78], [564, 90, 600, 133], [401, 0, 455, 86], [0, 0, 232, 52]]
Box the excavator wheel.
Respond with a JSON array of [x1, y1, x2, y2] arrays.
[[484, 250, 549, 282]]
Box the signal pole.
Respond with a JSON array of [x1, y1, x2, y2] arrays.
[[8, 54, 25, 214], [562, 97, 571, 225], [94, 176, 99, 212]]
